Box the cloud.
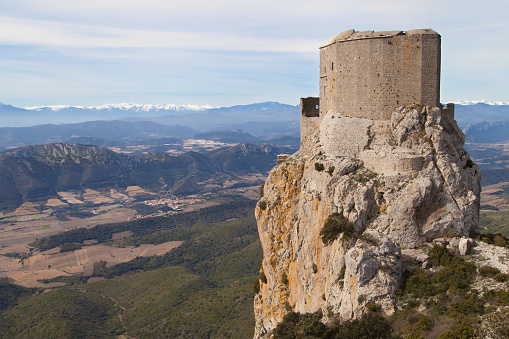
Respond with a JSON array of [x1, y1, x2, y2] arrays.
[[0, 17, 321, 53]]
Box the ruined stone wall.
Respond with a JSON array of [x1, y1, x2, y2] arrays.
[[300, 97, 320, 143], [319, 29, 440, 120]]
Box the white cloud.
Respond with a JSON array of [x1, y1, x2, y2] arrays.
[[0, 17, 321, 52]]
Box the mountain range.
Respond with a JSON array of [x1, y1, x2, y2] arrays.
[[0, 142, 289, 211], [0, 102, 299, 129]]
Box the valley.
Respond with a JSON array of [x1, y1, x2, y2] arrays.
[[0, 101, 508, 337]]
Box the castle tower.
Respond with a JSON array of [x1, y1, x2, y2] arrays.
[[301, 29, 441, 141]]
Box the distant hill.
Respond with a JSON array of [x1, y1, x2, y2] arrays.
[[0, 121, 196, 152], [454, 102, 509, 127], [192, 130, 262, 143], [0, 142, 288, 211], [463, 121, 509, 143]]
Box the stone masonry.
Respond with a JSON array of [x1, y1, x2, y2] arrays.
[[301, 29, 443, 175]]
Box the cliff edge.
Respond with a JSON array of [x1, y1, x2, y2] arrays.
[[253, 104, 481, 337]]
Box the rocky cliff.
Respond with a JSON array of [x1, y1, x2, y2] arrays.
[[253, 105, 481, 337]]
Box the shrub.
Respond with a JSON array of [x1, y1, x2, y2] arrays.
[[479, 265, 501, 278], [404, 268, 438, 298], [436, 258, 476, 292], [273, 310, 327, 339], [478, 233, 509, 247], [437, 319, 477, 339], [339, 265, 346, 280], [463, 159, 474, 169], [403, 315, 432, 339], [494, 273, 509, 282], [259, 182, 265, 198], [450, 291, 485, 315], [326, 312, 393, 339], [315, 163, 324, 171], [320, 213, 355, 245], [481, 289, 509, 306], [312, 263, 318, 274], [366, 303, 381, 312], [258, 200, 267, 210], [493, 234, 507, 247], [481, 236, 492, 244], [281, 272, 289, 285], [253, 279, 260, 294], [327, 166, 335, 176], [429, 244, 453, 267]]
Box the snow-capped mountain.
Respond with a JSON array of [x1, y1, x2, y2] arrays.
[[450, 100, 509, 106], [23, 103, 217, 112], [0, 101, 299, 128]]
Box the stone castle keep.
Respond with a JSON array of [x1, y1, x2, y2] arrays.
[[301, 29, 444, 175]]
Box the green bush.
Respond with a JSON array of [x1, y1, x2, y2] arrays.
[[312, 263, 318, 274], [404, 268, 438, 298], [436, 258, 476, 292], [281, 272, 289, 285], [429, 244, 453, 267], [315, 163, 324, 171], [366, 303, 381, 312], [273, 310, 326, 339], [253, 279, 260, 294], [479, 265, 501, 278], [494, 273, 509, 282], [325, 312, 393, 339], [320, 213, 355, 245], [437, 319, 477, 339], [327, 166, 335, 176], [258, 200, 267, 210], [339, 265, 346, 280], [259, 270, 267, 284], [403, 315, 432, 339], [450, 292, 485, 315]]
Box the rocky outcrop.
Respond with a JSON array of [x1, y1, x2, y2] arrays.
[[253, 105, 481, 337]]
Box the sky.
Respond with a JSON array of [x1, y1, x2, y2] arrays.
[[0, 0, 508, 107]]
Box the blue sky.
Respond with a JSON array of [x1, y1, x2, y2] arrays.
[[0, 0, 508, 107]]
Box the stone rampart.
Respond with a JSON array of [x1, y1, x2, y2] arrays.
[[301, 97, 320, 143], [360, 149, 424, 175]]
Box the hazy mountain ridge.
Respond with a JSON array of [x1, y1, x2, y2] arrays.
[[0, 120, 197, 151], [0, 142, 289, 210], [463, 120, 509, 143], [0, 101, 299, 128]]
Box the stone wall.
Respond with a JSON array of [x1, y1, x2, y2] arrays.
[[301, 97, 321, 143], [319, 29, 440, 121]]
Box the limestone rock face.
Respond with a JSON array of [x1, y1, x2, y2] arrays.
[[253, 105, 481, 338]]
